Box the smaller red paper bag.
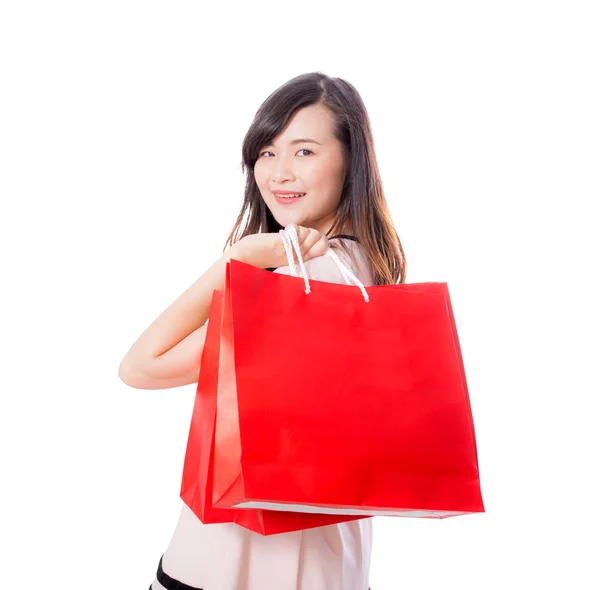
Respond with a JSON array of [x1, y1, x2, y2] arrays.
[[180, 289, 368, 535]]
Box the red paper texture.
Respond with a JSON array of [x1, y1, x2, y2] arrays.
[[211, 259, 484, 518], [180, 288, 367, 535]]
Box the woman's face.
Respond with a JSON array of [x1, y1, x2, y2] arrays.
[[254, 104, 347, 235]]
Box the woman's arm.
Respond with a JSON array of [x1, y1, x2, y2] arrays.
[[118, 241, 247, 390], [118, 225, 328, 390]]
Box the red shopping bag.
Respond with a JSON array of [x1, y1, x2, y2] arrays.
[[211, 258, 485, 519], [180, 289, 368, 535]]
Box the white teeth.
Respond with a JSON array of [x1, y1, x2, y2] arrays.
[[277, 194, 304, 198]]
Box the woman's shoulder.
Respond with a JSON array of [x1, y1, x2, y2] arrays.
[[329, 236, 374, 287]]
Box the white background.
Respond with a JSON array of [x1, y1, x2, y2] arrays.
[[1, 1, 598, 588]]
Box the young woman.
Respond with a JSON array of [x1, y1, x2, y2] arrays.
[[119, 71, 406, 590]]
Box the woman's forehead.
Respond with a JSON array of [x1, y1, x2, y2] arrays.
[[273, 105, 335, 142]]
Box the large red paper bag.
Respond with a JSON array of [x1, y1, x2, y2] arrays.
[[212, 258, 484, 519]]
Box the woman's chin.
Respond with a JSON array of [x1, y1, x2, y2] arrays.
[[275, 214, 307, 228]]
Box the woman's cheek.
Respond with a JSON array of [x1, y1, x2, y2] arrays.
[[253, 163, 267, 187]]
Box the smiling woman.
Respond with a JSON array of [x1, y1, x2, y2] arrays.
[[123, 71, 405, 590]]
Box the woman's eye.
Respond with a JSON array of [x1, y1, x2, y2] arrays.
[[258, 149, 313, 158]]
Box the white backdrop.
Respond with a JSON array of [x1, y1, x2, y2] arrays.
[[1, 1, 598, 588]]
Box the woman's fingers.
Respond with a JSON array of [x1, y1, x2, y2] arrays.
[[305, 235, 329, 259], [284, 224, 329, 261], [298, 226, 328, 260]]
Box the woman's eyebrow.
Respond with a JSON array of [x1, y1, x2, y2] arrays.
[[264, 138, 322, 147]]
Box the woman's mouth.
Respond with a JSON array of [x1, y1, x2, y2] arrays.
[[274, 193, 305, 204]]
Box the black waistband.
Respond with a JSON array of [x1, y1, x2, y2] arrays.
[[150, 552, 370, 590], [153, 554, 204, 590]]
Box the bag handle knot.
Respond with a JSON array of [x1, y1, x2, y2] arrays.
[[278, 225, 370, 303]]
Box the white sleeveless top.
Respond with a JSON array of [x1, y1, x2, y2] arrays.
[[153, 238, 374, 590]]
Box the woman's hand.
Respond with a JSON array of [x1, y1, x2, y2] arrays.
[[234, 224, 330, 269]]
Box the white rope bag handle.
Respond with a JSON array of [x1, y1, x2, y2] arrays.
[[278, 225, 370, 303]]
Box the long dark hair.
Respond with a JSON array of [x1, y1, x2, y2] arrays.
[[223, 72, 407, 285]]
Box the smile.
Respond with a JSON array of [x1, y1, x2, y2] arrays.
[[274, 193, 305, 204]]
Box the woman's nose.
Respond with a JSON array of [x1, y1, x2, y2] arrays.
[[272, 155, 295, 182]]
